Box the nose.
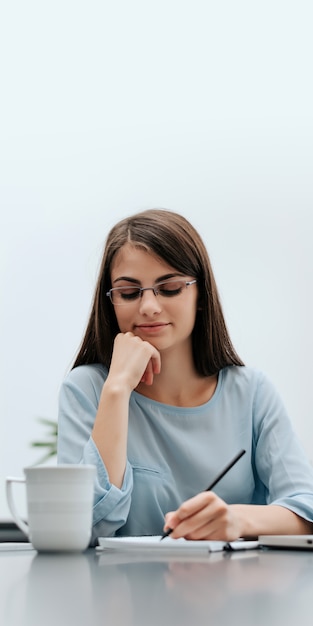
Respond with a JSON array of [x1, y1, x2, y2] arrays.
[[138, 288, 162, 314]]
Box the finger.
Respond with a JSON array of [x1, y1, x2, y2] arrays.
[[180, 504, 228, 540], [164, 493, 222, 538], [176, 492, 216, 521], [164, 496, 207, 530], [140, 351, 161, 385], [163, 511, 176, 532], [141, 360, 154, 385], [112, 333, 161, 387], [151, 353, 161, 375]]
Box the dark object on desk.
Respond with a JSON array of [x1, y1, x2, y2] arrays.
[[0, 521, 29, 543]]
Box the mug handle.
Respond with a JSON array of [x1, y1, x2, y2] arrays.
[[5, 477, 30, 539]]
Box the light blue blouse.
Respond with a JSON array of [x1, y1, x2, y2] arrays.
[[57, 364, 313, 544]]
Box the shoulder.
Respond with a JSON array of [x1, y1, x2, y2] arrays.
[[221, 365, 280, 404], [60, 363, 108, 396], [222, 365, 290, 428], [221, 365, 270, 389]]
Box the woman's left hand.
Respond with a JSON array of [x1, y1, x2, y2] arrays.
[[164, 492, 242, 542]]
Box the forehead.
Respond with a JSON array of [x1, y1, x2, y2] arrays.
[[110, 243, 176, 278]]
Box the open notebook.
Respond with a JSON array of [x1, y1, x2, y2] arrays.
[[97, 535, 259, 554]]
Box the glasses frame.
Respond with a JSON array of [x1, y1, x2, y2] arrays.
[[106, 279, 197, 306]]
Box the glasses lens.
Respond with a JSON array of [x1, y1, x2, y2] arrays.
[[112, 286, 141, 304], [156, 280, 185, 296], [109, 279, 194, 305]]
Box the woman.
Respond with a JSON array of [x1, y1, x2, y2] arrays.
[[57, 208, 313, 544]]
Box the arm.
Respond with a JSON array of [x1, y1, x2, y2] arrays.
[[57, 362, 135, 538], [164, 495, 313, 541], [91, 331, 161, 488], [232, 503, 313, 536], [58, 332, 161, 538], [164, 370, 313, 540]]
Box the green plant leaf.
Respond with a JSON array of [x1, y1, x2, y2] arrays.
[[30, 417, 58, 464]]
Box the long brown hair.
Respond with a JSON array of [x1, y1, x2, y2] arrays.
[[72, 209, 244, 375]]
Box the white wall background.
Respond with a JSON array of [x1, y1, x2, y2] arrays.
[[1, 0, 312, 519]]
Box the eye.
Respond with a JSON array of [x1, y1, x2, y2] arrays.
[[157, 281, 184, 296], [118, 287, 141, 301]]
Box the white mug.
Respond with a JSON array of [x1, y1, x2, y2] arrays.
[[6, 465, 96, 552]]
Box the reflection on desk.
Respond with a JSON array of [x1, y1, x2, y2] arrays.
[[1, 547, 313, 626]]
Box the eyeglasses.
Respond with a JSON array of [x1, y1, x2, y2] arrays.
[[106, 279, 197, 306]]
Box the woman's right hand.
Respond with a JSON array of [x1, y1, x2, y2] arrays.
[[107, 331, 161, 392]]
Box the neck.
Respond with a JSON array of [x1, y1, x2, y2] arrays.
[[136, 349, 218, 407]]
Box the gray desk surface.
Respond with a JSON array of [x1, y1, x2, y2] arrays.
[[1, 545, 313, 626]]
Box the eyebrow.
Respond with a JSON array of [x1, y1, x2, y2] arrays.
[[112, 273, 183, 285]]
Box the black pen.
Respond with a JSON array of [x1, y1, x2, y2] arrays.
[[160, 449, 246, 540]]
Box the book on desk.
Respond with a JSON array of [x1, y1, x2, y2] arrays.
[[97, 535, 259, 554]]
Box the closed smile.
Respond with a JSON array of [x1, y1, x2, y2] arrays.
[[135, 322, 170, 331]]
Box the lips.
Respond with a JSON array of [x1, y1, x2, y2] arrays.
[[135, 323, 170, 332], [136, 323, 169, 328]]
